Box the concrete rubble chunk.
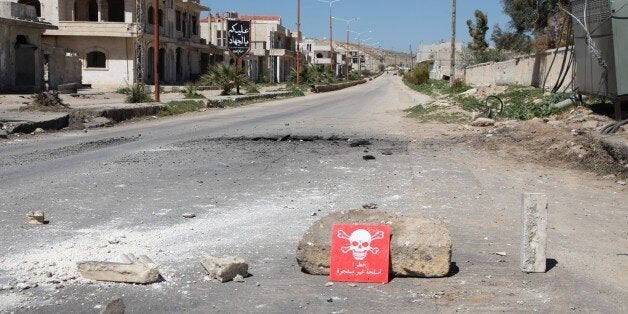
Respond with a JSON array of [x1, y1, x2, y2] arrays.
[[0, 129, 9, 139], [471, 118, 496, 127], [100, 295, 125, 314], [77, 254, 161, 284], [521, 193, 548, 273], [296, 209, 452, 277], [26, 211, 45, 224], [200, 255, 249, 283]]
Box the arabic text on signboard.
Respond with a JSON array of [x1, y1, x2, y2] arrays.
[[227, 20, 251, 59]]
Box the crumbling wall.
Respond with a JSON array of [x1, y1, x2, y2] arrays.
[[45, 47, 82, 90], [464, 47, 573, 89]]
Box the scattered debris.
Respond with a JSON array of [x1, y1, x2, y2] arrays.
[[200, 255, 249, 283], [311, 212, 317, 216], [100, 295, 125, 314], [32, 128, 45, 134], [363, 155, 376, 161], [233, 274, 245, 282], [77, 254, 161, 284], [617, 180, 626, 186], [28, 91, 69, 111], [26, 211, 45, 225], [496, 252, 507, 256], [182, 213, 196, 218], [350, 139, 372, 147], [362, 203, 378, 209], [325, 281, 334, 287], [0, 129, 8, 139]]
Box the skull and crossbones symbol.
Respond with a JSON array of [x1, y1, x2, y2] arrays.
[[338, 229, 385, 260]]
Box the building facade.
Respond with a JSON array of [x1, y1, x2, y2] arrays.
[[0, 1, 57, 93], [37, 0, 221, 89], [201, 12, 298, 83], [416, 41, 463, 80]]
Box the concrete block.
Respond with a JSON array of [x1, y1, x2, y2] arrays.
[[200, 255, 248, 282], [77, 254, 160, 284], [521, 193, 548, 273], [26, 211, 45, 224]]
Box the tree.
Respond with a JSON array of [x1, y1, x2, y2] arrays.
[[466, 10, 489, 53], [199, 64, 251, 95], [494, 0, 571, 52]]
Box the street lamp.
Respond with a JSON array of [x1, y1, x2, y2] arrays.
[[318, 0, 342, 76], [332, 16, 358, 80], [349, 29, 371, 72]]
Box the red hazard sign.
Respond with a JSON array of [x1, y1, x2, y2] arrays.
[[329, 224, 391, 283]]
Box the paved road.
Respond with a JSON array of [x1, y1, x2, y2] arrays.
[[0, 75, 626, 312]]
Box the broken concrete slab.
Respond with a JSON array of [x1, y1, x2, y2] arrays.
[[521, 193, 548, 273], [297, 209, 452, 277], [200, 255, 249, 283], [100, 295, 125, 314], [83, 117, 113, 129], [0, 130, 7, 138], [296, 209, 397, 275], [26, 211, 45, 224], [77, 254, 161, 284], [390, 215, 452, 277]]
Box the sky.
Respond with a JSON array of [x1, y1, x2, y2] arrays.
[[201, 0, 512, 52]]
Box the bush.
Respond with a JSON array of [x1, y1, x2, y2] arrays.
[[182, 82, 205, 99], [124, 84, 153, 103], [245, 85, 260, 94], [404, 63, 430, 85]]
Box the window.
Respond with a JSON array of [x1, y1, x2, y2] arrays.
[[316, 53, 323, 59], [158, 9, 163, 26], [192, 16, 197, 35], [148, 7, 154, 24], [175, 10, 181, 31], [86, 51, 106, 68]]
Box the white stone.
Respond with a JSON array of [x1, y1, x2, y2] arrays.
[[521, 193, 548, 273]]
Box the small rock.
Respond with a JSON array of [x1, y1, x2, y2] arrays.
[[381, 150, 393, 156], [233, 274, 245, 282], [182, 213, 196, 218], [471, 118, 495, 127], [348, 283, 357, 287], [617, 181, 626, 186], [362, 203, 378, 209], [0, 130, 8, 139], [311, 212, 317, 216], [26, 211, 45, 224], [15, 282, 31, 291], [325, 282, 334, 287], [0, 284, 12, 291], [362, 155, 376, 161], [107, 239, 120, 245], [34, 128, 45, 134], [100, 295, 125, 314], [495, 252, 507, 256]]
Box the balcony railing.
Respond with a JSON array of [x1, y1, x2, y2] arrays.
[[45, 22, 138, 37]]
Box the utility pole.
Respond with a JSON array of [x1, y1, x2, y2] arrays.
[[153, 0, 160, 102], [318, 0, 341, 76], [332, 17, 358, 80], [296, 0, 301, 85], [450, 0, 456, 87]]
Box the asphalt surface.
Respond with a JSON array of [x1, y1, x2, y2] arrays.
[[0, 75, 626, 313]]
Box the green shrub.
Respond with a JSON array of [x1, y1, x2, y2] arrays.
[[125, 84, 153, 103], [182, 82, 205, 99], [245, 85, 260, 94], [404, 63, 430, 85]]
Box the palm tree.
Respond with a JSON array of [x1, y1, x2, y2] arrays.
[[200, 64, 251, 95]]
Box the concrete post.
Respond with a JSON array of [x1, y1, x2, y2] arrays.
[[521, 193, 548, 273]]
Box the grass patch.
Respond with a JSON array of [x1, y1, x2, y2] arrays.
[[404, 79, 472, 97], [404, 103, 470, 123], [158, 100, 205, 116]]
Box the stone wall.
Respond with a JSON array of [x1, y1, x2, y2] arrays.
[[463, 47, 573, 89]]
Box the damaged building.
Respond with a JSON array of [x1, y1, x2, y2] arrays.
[[0, 0, 57, 93], [38, 0, 223, 89]]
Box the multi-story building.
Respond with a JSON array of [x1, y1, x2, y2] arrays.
[[416, 41, 463, 80], [301, 39, 383, 76], [35, 0, 222, 89], [0, 1, 57, 93], [201, 12, 298, 83]]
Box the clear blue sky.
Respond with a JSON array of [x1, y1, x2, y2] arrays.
[[202, 0, 511, 52]]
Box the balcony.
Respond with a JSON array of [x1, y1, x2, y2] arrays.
[[45, 22, 138, 37]]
